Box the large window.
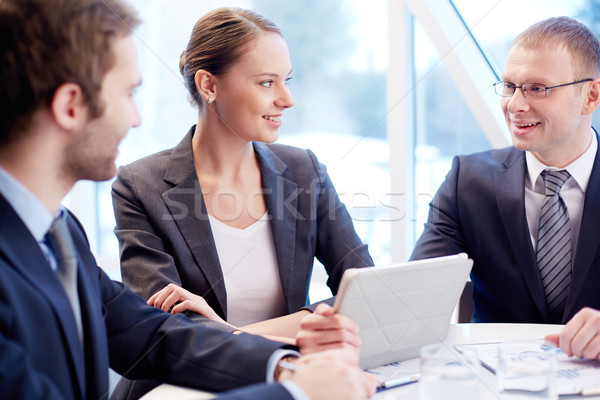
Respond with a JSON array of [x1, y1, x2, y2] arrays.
[[453, 0, 586, 70], [413, 19, 492, 240]]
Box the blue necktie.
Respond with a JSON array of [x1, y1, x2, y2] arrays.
[[536, 170, 572, 323]]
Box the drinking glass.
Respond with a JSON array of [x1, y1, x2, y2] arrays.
[[419, 343, 480, 399]]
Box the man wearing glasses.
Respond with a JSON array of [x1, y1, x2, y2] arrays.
[[411, 16, 600, 326]]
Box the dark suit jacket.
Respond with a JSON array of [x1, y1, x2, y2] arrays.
[[410, 144, 600, 324], [0, 194, 294, 399], [111, 126, 373, 320]]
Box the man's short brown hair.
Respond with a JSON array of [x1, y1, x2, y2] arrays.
[[512, 16, 600, 80], [0, 0, 140, 144]]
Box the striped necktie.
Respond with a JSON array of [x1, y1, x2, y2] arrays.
[[46, 216, 84, 345], [536, 170, 572, 323]]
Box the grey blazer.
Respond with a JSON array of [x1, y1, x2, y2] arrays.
[[111, 126, 373, 321]]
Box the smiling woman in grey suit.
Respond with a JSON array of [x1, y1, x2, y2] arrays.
[[111, 8, 373, 348]]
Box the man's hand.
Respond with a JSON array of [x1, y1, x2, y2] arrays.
[[280, 349, 377, 400], [296, 303, 361, 355], [544, 307, 600, 359]]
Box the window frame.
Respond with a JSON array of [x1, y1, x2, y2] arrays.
[[387, 0, 508, 261]]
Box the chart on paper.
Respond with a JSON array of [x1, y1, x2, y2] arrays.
[[455, 340, 600, 395]]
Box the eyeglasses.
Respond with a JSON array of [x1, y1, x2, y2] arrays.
[[493, 79, 593, 98]]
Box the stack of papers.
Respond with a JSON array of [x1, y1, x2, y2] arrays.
[[455, 340, 600, 396]]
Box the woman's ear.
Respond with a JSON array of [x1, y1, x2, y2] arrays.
[[194, 70, 217, 104], [582, 78, 600, 115], [50, 82, 87, 130]]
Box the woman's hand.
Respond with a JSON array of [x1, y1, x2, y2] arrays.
[[147, 283, 227, 324]]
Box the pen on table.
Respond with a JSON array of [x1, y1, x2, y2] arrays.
[[279, 360, 300, 372], [579, 388, 600, 396], [379, 374, 420, 389]]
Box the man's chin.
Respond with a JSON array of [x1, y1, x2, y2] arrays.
[[99, 167, 118, 182], [81, 165, 117, 182], [511, 135, 534, 152]]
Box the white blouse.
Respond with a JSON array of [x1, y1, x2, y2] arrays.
[[208, 213, 287, 327]]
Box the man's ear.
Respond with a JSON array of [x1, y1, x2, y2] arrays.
[[50, 82, 88, 130], [194, 70, 217, 103], [582, 78, 600, 115]]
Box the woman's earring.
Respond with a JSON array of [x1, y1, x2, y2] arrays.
[[207, 97, 214, 104]]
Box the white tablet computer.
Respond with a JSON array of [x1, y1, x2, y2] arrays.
[[333, 253, 473, 369]]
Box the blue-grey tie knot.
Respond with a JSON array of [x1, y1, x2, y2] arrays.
[[45, 215, 83, 345], [46, 216, 77, 265], [541, 170, 571, 196]]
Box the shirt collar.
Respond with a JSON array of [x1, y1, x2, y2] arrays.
[[525, 130, 597, 193], [0, 165, 55, 241]]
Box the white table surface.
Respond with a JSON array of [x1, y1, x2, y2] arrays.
[[142, 323, 599, 400]]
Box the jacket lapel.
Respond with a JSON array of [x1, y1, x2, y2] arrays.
[[161, 128, 227, 317], [0, 196, 86, 397], [564, 135, 600, 320], [254, 143, 298, 313], [76, 262, 106, 398], [493, 149, 548, 318]]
